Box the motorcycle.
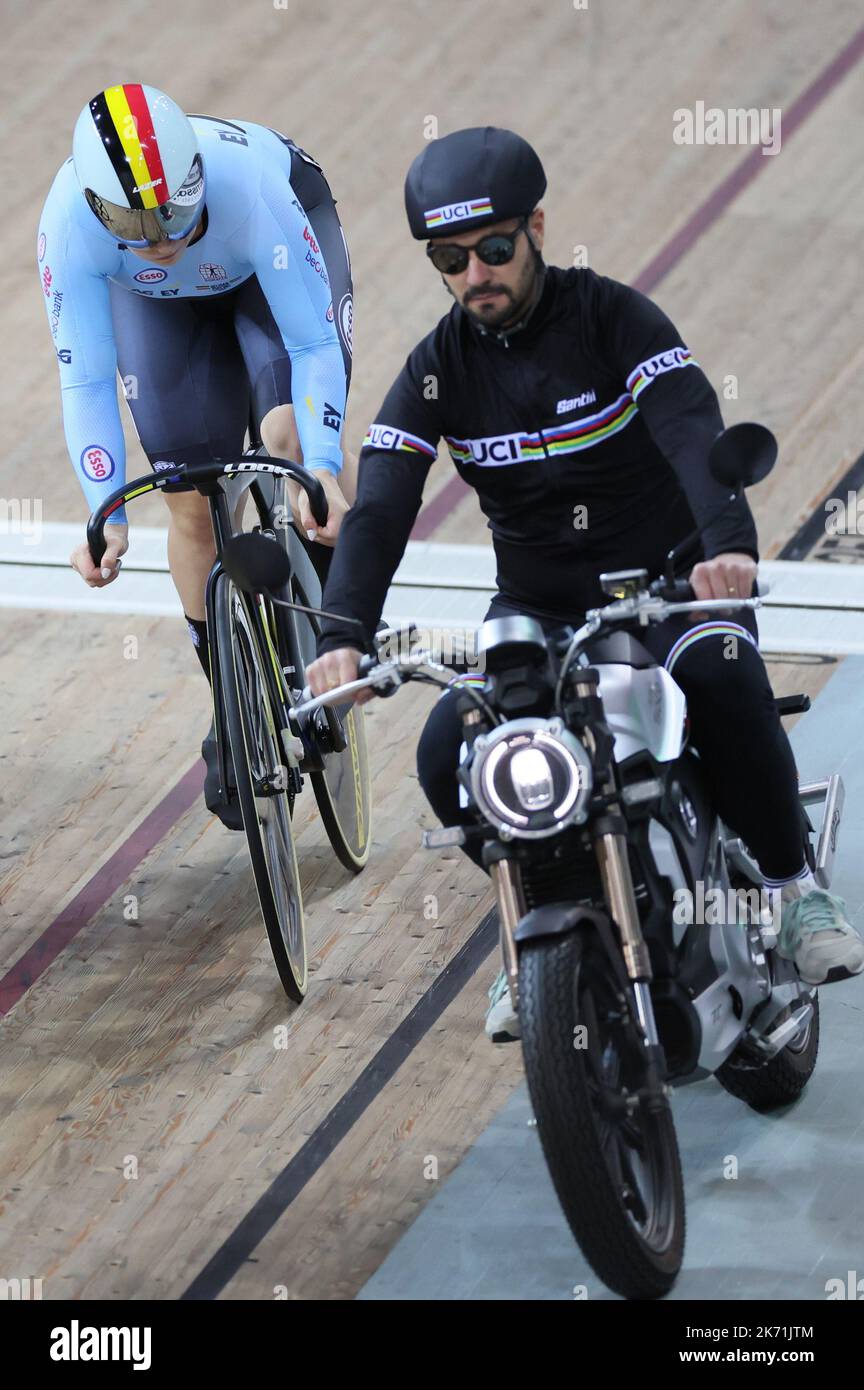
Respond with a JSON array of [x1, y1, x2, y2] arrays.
[[290, 422, 844, 1300]]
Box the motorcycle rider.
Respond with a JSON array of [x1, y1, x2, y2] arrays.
[[307, 127, 864, 1038]]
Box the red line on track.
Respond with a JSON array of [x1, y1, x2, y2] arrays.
[[0, 764, 203, 1016], [410, 23, 864, 542]]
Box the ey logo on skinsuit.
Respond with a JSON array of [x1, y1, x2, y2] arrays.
[[323, 402, 342, 431]]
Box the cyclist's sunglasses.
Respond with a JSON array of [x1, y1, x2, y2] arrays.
[[426, 219, 529, 276]]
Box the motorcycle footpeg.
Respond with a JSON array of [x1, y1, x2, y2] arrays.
[[736, 1000, 813, 1065]]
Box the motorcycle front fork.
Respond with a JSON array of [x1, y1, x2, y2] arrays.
[[490, 829, 660, 1052]]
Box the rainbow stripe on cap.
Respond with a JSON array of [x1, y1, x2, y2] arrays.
[[424, 196, 494, 229]]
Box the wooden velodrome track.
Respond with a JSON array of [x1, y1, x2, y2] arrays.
[[1, 0, 863, 1299]]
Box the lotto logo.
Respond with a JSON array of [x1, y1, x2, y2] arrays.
[[303, 225, 321, 256], [80, 446, 115, 483], [42, 266, 52, 295]]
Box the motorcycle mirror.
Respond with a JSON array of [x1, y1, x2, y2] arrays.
[[708, 422, 777, 490], [221, 531, 292, 593]]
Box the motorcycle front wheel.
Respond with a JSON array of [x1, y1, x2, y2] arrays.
[[520, 928, 685, 1300]]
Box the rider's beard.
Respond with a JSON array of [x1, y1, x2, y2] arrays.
[[458, 244, 544, 331]]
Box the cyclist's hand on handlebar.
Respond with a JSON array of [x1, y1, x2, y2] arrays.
[[307, 647, 375, 705], [289, 469, 350, 548], [71, 522, 128, 587], [689, 552, 758, 603]]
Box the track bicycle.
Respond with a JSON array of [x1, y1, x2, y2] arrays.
[[86, 453, 373, 1001]]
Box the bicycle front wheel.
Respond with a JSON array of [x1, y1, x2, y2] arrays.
[[215, 573, 307, 1001]]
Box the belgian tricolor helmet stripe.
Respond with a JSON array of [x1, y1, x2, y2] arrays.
[[91, 84, 170, 209]]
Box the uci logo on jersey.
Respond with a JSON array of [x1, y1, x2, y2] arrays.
[[641, 347, 690, 377], [447, 431, 529, 466], [133, 267, 168, 284]]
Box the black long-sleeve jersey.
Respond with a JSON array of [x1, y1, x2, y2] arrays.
[[318, 264, 758, 653]]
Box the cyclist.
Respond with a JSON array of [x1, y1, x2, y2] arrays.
[[307, 126, 864, 1038], [38, 83, 355, 828]]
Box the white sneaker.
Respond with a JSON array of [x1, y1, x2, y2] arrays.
[[485, 969, 520, 1043], [778, 889, 864, 986]]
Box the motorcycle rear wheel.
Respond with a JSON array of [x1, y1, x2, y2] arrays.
[[716, 993, 819, 1112], [520, 929, 685, 1300]]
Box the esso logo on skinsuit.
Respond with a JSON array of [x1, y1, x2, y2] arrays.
[[38, 232, 46, 262], [133, 267, 168, 284], [80, 446, 115, 482]]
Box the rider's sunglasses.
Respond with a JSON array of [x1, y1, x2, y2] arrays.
[[426, 219, 529, 276]]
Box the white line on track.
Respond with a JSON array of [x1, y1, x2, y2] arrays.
[[2, 527, 864, 654]]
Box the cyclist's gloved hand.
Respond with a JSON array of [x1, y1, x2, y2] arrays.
[[71, 522, 128, 587]]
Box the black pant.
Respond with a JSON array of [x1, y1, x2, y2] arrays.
[[416, 596, 804, 880]]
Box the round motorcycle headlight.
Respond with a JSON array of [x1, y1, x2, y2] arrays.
[[469, 718, 593, 839]]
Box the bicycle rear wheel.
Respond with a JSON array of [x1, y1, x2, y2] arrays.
[[275, 527, 372, 873], [310, 703, 372, 872], [215, 573, 307, 1001]]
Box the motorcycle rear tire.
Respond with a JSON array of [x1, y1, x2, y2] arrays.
[[716, 993, 819, 1112]]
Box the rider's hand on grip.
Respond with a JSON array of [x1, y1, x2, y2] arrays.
[[73, 522, 128, 587]]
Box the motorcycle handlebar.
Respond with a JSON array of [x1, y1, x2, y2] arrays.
[[649, 578, 769, 602]]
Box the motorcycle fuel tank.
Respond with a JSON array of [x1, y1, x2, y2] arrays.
[[596, 663, 686, 763]]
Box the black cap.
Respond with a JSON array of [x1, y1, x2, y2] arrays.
[[404, 127, 546, 240]]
